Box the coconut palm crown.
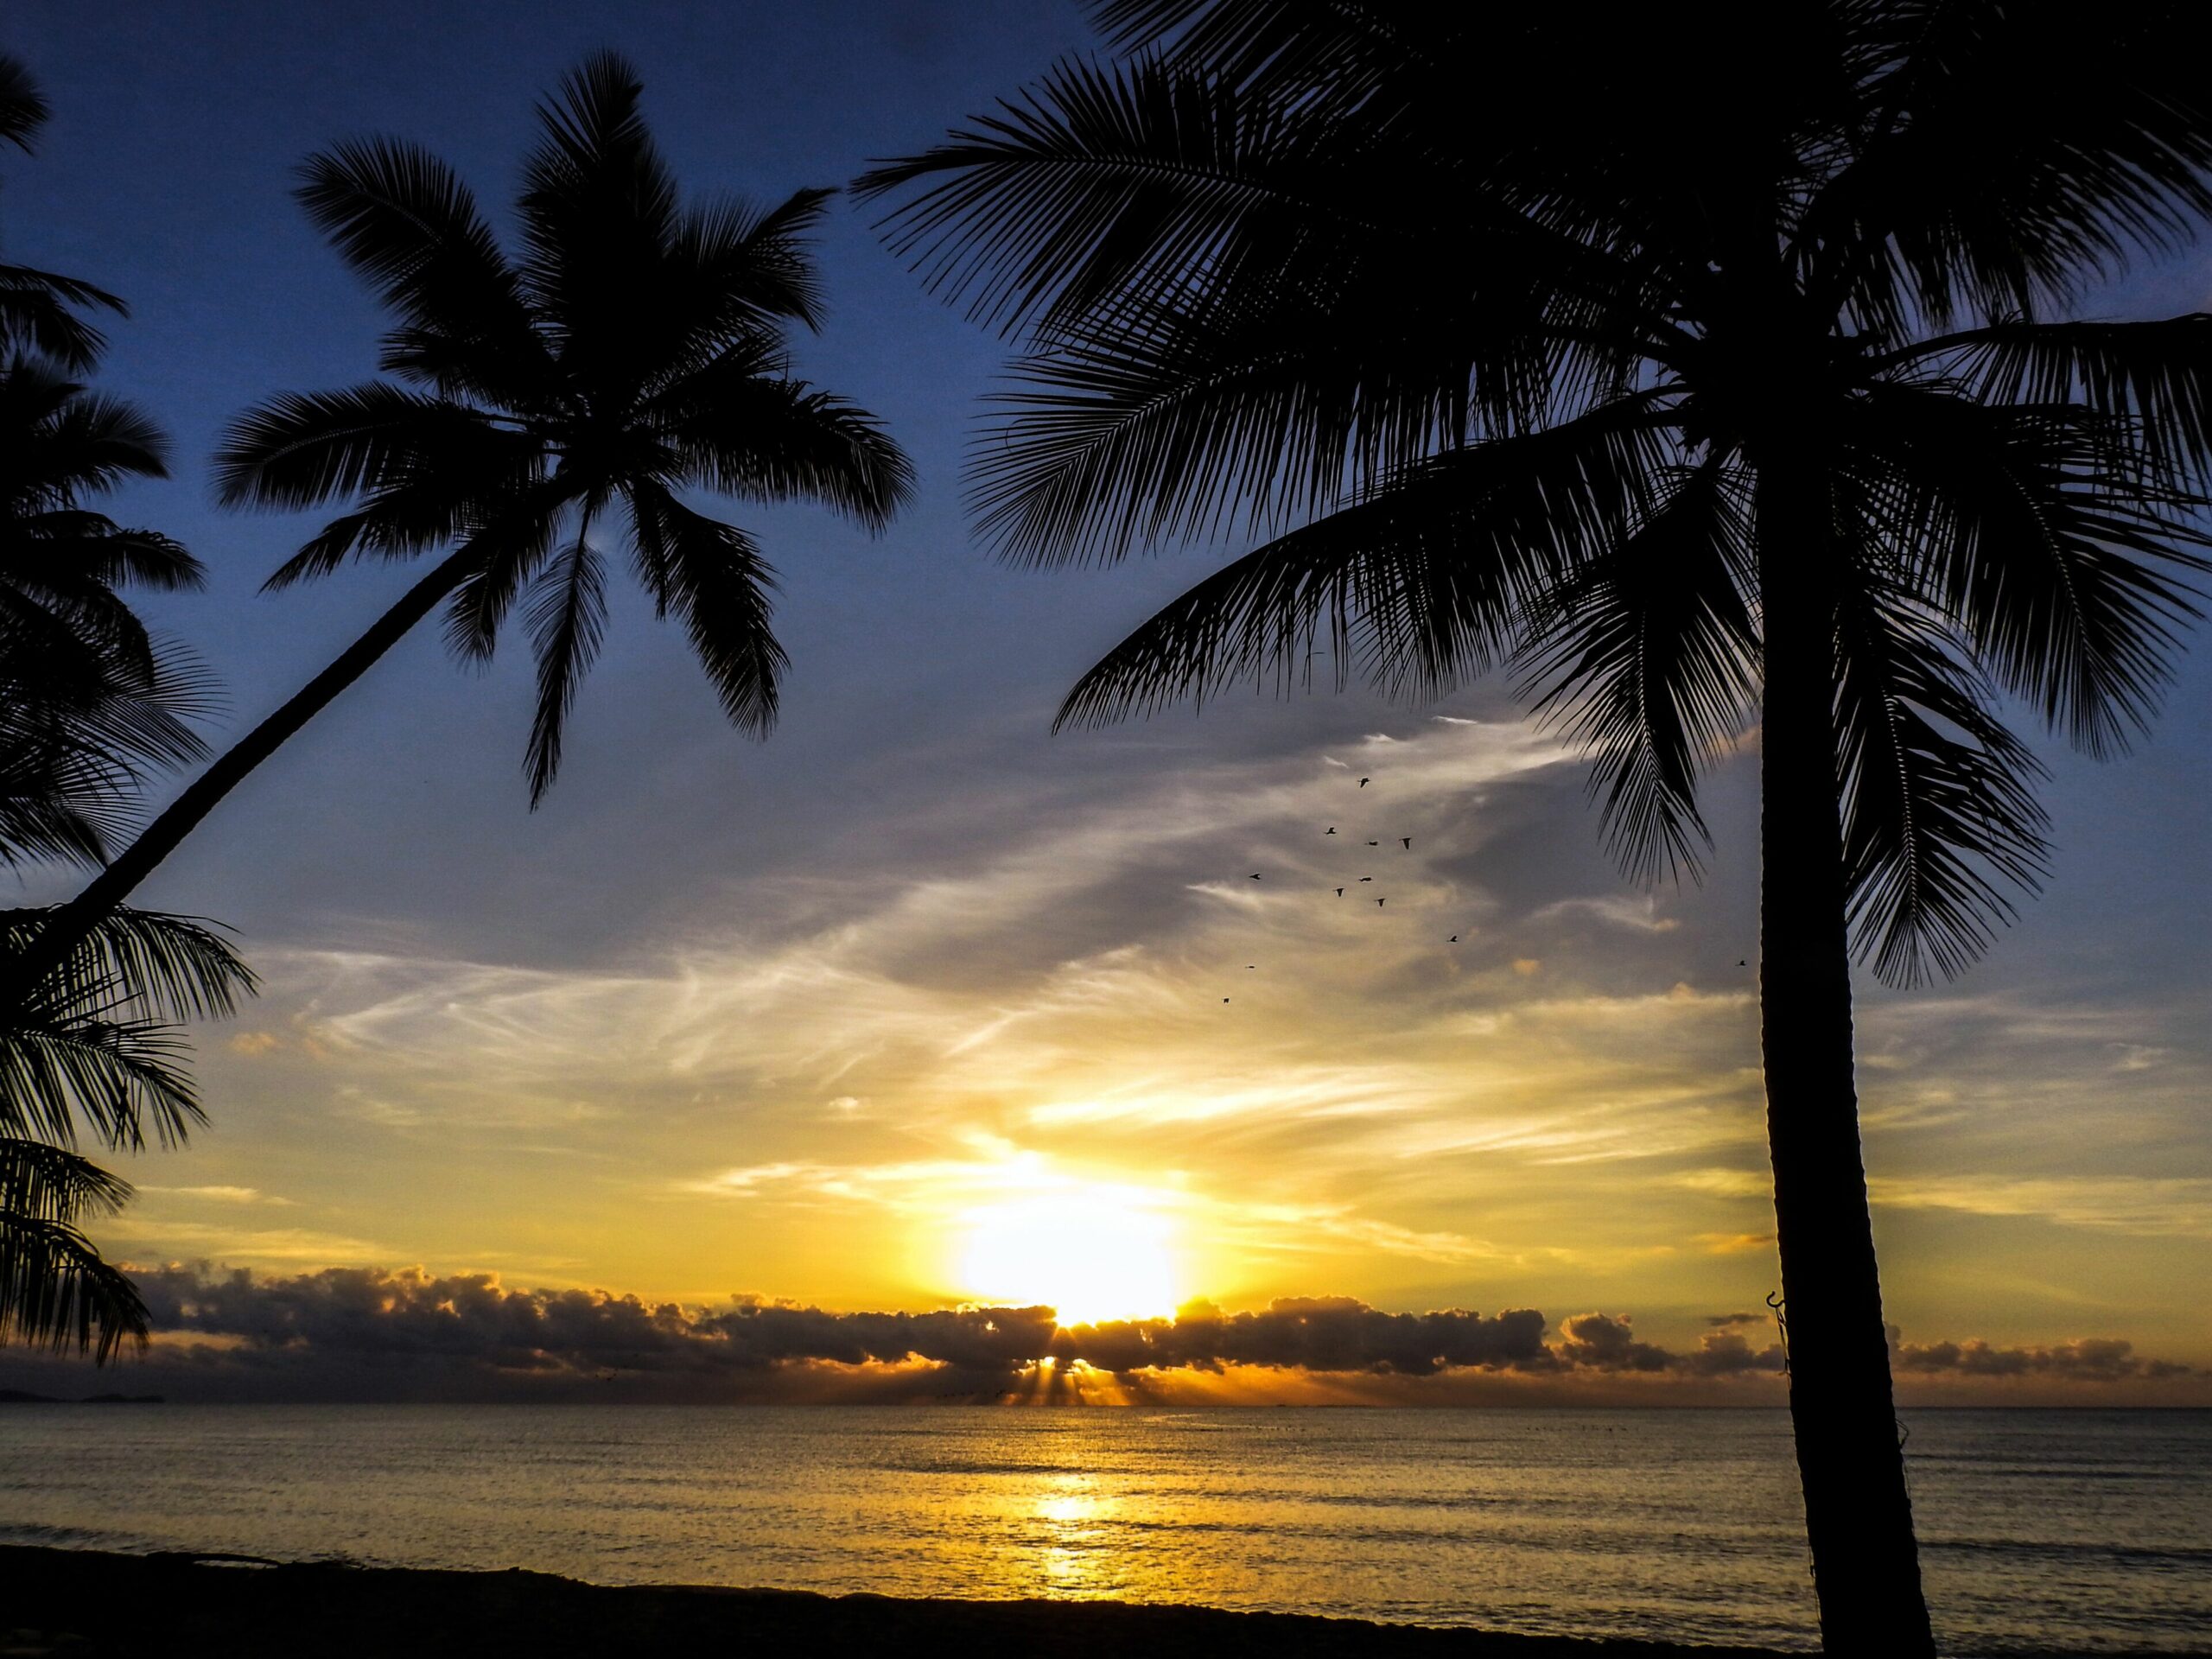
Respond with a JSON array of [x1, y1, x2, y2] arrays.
[[3, 52, 913, 1008], [861, 5, 2209, 986], [860, 2, 2212, 1650], [220, 49, 914, 801]]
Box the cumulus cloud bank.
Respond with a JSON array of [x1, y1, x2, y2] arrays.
[[0, 1264, 2187, 1404]]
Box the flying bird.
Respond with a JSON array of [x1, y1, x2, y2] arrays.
[[1366, 840, 1379, 847], [1738, 959, 1748, 967], [1359, 778, 1370, 787], [1250, 873, 1262, 880], [1401, 837, 1412, 849], [1449, 935, 1459, 943], [1358, 876, 1373, 882], [1335, 887, 1344, 897], [1248, 964, 1256, 969], [1325, 827, 1337, 835], [1376, 898, 1386, 906]]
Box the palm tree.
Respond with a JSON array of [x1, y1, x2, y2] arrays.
[[0, 54, 244, 1367], [1, 54, 127, 369], [858, 3, 2212, 1649], [3, 51, 912, 1006], [2, 356, 212, 869], [0, 908, 251, 1362]]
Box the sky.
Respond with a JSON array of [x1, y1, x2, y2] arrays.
[[3, 0, 2208, 1404]]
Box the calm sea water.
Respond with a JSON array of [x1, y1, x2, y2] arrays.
[[1, 1407, 2204, 1653]]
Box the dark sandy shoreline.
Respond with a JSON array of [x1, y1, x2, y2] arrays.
[[0, 1545, 1797, 1657]]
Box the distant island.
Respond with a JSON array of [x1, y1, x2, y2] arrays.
[[0, 1389, 164, 1405]]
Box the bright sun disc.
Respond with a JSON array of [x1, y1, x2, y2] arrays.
[[959, 1191, 1179, 1325]]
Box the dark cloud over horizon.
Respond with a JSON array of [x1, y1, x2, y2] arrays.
[[0, 1265, 2190, 1404]]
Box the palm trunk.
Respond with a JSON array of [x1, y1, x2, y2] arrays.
[[1758, 470, 1937, 1653], [3, 547, 480, 1012]]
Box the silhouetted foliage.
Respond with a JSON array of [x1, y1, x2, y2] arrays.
[[0, 55, 127, 370], [3, 51, 915, 1012], [0, 1136, 147, 1364], [865, 3, 2212, 1649], [0, 55, 242, 1367], [1, 358, 213, 868], [0, 911, 250, 1364], [220, 50, 913, 800]]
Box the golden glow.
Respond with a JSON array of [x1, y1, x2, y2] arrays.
[[959, 1190, 1180, 1324]]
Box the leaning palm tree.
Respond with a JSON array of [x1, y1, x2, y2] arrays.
[[859, 3, 2212, 1649], [4, 51, 912, 1004], [0, 908, 251, 1361], [0, 54, 126, 369]]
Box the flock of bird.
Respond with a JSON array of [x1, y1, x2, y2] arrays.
[[1223, 773, 1446, 1003], [1217, 771, 1752, 1003]]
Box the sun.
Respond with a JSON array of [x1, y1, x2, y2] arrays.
[[958, 1189, 1180, 1325]]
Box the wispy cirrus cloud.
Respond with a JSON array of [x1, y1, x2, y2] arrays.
[[157, 712, 2212, 1366]]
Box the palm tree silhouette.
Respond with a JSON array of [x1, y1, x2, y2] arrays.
[[1, 908, 251, 1363], [1, 55, 126, 369], [6, 52, 912, 1003], [861, 3, 2212, 1648], [2, 358, 212, 870], [1, 55, 245, 1367]]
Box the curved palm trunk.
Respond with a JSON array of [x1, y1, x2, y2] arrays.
[[1758, 473, 1936, 1654], [2, 547, 480, 1012]]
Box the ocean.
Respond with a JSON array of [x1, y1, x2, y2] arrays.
[[2, 1406, 2205, 1653]]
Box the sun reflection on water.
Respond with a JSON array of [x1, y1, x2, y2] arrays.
[[1031, 1472, 1115, 1592]]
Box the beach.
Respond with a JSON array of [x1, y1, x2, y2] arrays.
[[0, 1545, 1789, 1658]]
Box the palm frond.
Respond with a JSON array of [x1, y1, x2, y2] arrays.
[[1847, 385, 2209, 757], [220, 386, 546, 592], [214, 383, 499, 512], [1519, 461, 1760, 885], [0, 908, 248, 1150], [293, 137, 552, 404], [22, 388, 169, 487], [0, 629, 215, 867], [520, 505, 609, 803], [437, 479, 577, 663], [0, 1213, 149, 1363], [1091, 0, 1444, 93], [0, 1135, 147, 1363], [856, 55, 1381, 337], [1056, 400, 1676, 726], [1802, 1, 2212, 330], [658, 186, 836, 352], [0, 1014, 204, 1150], [1891, 314, 2212, 489], [0, 1135, 133, 1219], [1832, 577, 2051, 986], [971, 291, 1501, 568], [626, 480, 785, 736], [0, 265, 125, 372], [0, 54, 49, 152], [654, 365, 914, 531], [517, 50, 679, 360]]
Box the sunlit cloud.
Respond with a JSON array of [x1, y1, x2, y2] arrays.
[[142, 710, 2210, 1369], [1, 1262, 2189, 1408]]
